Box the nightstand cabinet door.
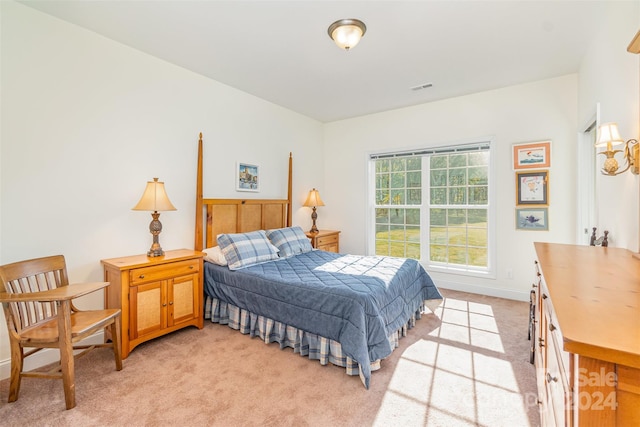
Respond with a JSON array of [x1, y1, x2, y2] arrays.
[[130, 281, 166, 340], [169, 273, 198, 325]]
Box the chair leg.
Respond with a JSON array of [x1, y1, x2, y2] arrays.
[[57, 301, 76, 410], [7, 341, 23, 403], [110, 316, 123, 371]]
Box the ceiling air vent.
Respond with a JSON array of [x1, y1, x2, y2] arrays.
[[411, 82, 433, 91]]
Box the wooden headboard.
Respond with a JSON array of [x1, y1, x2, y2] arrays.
[[194, 133, 292, 251]]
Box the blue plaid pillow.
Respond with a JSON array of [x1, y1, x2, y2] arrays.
[[217, 230, 280, 270], [266, 226, 313, 258]]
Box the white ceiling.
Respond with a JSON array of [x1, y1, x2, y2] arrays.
[[21, 0, 616, 123]]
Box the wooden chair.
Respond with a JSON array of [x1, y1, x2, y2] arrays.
[[0, 255, 122, 409]]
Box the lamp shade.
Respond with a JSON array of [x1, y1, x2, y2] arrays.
[[132, 178, 176, 212], [595, 122, 625, 148], [328, 19, 366, 50], [303, 188, 325, 208]]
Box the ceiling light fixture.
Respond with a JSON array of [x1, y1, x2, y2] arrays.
[[328, 19, 367, 51]]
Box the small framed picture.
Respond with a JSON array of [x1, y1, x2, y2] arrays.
[[516, 208, 549, 231], [512, 141, 551, 170], [516, 170, 548, 206], [236, 162, 259, 192]]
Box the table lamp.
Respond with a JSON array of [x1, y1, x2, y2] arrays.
[[303, 188, 325, 233], [132, 178, 176, 257]]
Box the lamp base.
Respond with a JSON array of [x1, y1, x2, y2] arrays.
[[309, 207, 319, 234], [147, 211, 165, 257], [147, 244, 165, 257]]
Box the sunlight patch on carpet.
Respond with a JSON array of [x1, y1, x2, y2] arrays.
[[372, 296, 533, 427], [429, 297, 504, 353]]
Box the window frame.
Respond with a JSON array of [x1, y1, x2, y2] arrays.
[[367, 140, 496, 279]]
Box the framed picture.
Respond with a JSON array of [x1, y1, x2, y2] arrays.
[[512, 141, 551, 170], [516, 170, 548, 206], [236, 162, 259, 192], [516, 208, 549, 231]]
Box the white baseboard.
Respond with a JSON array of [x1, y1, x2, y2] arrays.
[[0, 331, 105, 381], [436, 280, 530, 302]]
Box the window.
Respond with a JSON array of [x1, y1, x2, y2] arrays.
[[371, 142, 493, 275], [374, 157, 422, 258]]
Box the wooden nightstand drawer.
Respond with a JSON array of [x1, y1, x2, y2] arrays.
[[317, 234, 338, 247], [305, 230, 340, 253], [130, 259, 199, 285]]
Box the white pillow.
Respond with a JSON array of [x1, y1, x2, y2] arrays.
[[203, 246, 227, 266]]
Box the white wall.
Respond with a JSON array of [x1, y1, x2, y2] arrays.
[[0, 2, 322, 373], [578, 2, 640, 251], [1, 0, 638, 379], [323, 76, 578, 300]]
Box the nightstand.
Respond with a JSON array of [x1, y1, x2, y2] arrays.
[[305, 230, 340, 253], [101, 249, 204, 359]]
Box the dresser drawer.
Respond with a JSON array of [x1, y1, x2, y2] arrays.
[[130, 259, 200, 285], [617, 365, 640, 426], [618, 365, 640, 392], [544, 295, 570, 384]]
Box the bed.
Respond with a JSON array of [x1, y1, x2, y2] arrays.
[[194, 133, 442, 388]]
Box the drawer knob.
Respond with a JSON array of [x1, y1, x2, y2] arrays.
[[139, 275, 145, 279], [546, 373, 558, 383], [169, 301, 173, 305], [532, 283, 537, 288], [189, 266, 194, 269], [542, 294, 548, 299], [549, 323, 556, 331], [162, 303, 167, 307], [538, 338, 545, 348]]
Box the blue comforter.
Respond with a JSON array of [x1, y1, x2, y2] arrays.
[[204, 250, 442, 388]]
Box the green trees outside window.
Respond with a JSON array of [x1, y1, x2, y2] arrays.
[[374, 147, 490, 270]]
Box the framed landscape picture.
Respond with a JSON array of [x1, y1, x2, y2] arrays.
[[516, 170, 548, 206], [236, 162, 259, 192], [516, 208, 548, 231], [512, 141, 551, 170]]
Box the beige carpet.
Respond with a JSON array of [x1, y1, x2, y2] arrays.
[[0, 289, 540, 426]]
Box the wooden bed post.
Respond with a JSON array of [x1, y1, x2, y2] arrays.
[[287, 152, 292, 227], [195, 133, 203, 251]]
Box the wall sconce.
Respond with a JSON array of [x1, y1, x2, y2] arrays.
[[595, 122, 639, 176], [327, 19, 367, 51], [303, 188, 325, 233], [132, 178, 176, 257]]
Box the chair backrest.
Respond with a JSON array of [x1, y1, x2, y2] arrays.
[[0, 255, 69, 334]]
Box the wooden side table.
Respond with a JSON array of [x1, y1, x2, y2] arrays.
[[101, 249, 204, 359], [305, 230, 340, 253]]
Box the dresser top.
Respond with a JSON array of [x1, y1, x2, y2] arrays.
[[534, 242, 640, 368]]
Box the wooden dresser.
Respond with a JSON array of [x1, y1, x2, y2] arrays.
[[101, 249, 204, 359], [533, 242, 640, 426]]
